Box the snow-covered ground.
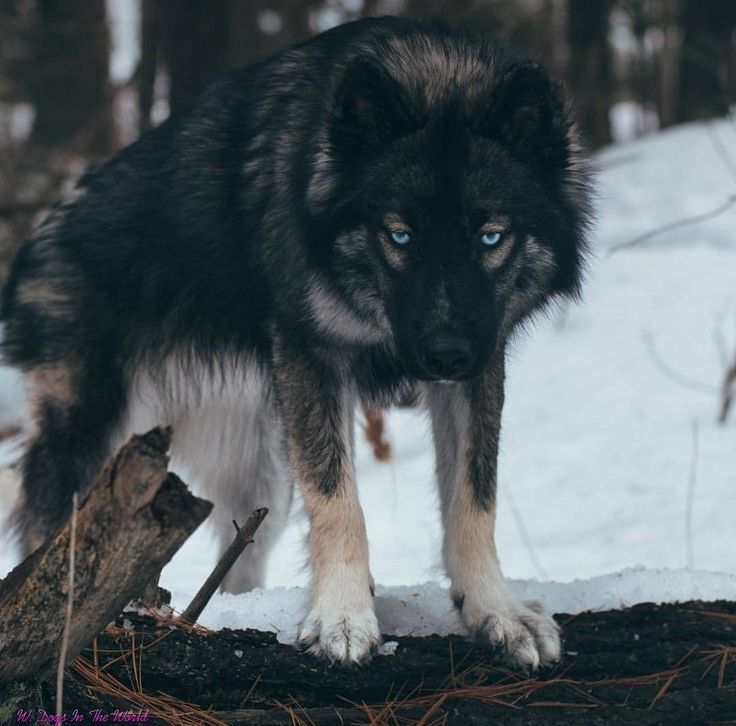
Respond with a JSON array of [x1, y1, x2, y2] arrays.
[[1, 118, 736, 626], [197, 568, 736, 643]]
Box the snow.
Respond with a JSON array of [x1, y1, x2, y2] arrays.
[[1, 118, 736, 634], [193, 568, 736, 642]]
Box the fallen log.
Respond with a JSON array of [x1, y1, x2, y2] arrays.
[[45, 599, 736, 724], [0, 427, 213, 683]]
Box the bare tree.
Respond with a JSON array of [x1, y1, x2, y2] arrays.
[[566, 0, 614, 147], [678, 0, 736, 122], [228, 0, 324, 67], [653, 0, 682, 129], [29, 0, 114, 156], [157, 0, 231, 117]]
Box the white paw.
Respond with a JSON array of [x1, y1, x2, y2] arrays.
[[299, 606, 381, 665], [459, 595, 561, 671]]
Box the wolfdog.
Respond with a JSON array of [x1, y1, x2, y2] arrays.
[[2, 17, 592, 668]]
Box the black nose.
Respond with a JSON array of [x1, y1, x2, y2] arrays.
[[420, 336, 473, 380]]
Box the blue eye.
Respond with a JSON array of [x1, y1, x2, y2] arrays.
[[481, 231, 503, 247], [390, 230, 411, 245]]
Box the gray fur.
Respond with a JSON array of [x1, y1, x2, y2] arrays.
[[1, 17, 593, 670]]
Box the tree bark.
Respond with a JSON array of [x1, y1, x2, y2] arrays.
[[678, 0, 736, 122], [0, 428, 212, 683], [29, 0, 114, 155], [567, 0, 614, 147], [38, 599, 736, 724], [137, 0, 159, 134], [157, 0, 232, 116]]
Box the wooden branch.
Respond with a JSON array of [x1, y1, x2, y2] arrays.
[[0, 427, 213, 683], [180, 507, 269, 624], [608, 194, 736, 256]]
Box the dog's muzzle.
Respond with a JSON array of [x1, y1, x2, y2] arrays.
[[418, 334, 473, 380]]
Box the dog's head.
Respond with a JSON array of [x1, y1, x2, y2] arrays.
[[307, 41, 592, 382]]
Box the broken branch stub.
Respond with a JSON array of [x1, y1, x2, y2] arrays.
[[0, 427, 213, 683]]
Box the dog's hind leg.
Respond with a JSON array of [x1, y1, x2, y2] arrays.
[[168, 384, 293, 593], [12, 358, 127, 557], [425, 353, 561, 672]]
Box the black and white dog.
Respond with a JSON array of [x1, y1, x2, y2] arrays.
[[2, 17, 592, 668]]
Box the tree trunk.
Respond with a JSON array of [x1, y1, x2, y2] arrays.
[[654, 0, 681, 129], [228, 1, 322, 68], [678, 0, 736, 122], [157, 0, 231, 117], [566, 0, 614, 147], [0, 428, 212, 683], [137, 0, 159, 134], [29, 0, 113, 156]]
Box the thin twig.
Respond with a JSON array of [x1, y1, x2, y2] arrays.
[[685, 421, 699, 570], [608, 195, 736, 256], [56, 491, 79, 718], [642, 330, 718, 395], [713, 304, 734, 368], [180, 507, 269, 624], [718, 345, 736, 424], [502, 487, 549, 581], [706, 122, 736, 188], [719, 360, 736, 423]]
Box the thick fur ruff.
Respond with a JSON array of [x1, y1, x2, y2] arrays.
[[1, 17, 592, 667]]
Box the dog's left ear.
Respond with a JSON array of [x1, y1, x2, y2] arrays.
[[479, 61, 570, 168]]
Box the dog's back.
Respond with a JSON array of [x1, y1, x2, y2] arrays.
[[2, 17, 591, 668]]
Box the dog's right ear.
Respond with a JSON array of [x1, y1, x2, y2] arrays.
[[331, 59, 422, 154], [307, 60, 422, 213], [478, 61, 570, 170]]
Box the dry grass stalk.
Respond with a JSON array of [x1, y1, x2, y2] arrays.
[[700, 646, 736, 688], [74, 615, 723, 725], [73, 656, 230, 726], [698, 609, 736, 626], [56, 491, 78, 719], [340, 662, 692, 725], [273, 697, 316, 726]]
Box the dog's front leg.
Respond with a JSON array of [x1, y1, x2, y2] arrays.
[[425, 355, 560, 671], [275, 352, 379, 665]]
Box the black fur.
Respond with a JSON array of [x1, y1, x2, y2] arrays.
[[2, 17, 592, 667]]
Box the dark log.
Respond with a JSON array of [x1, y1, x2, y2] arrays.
[[0, 428, 212, 683], [13, 599, 728, 724]]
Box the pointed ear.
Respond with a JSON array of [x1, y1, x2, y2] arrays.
[[306, 60, 424, 214], [479, 61, 570, 167], [330, 59, 424, 154]]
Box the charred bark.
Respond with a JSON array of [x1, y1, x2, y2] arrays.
[[3, 600, 734, 724]]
